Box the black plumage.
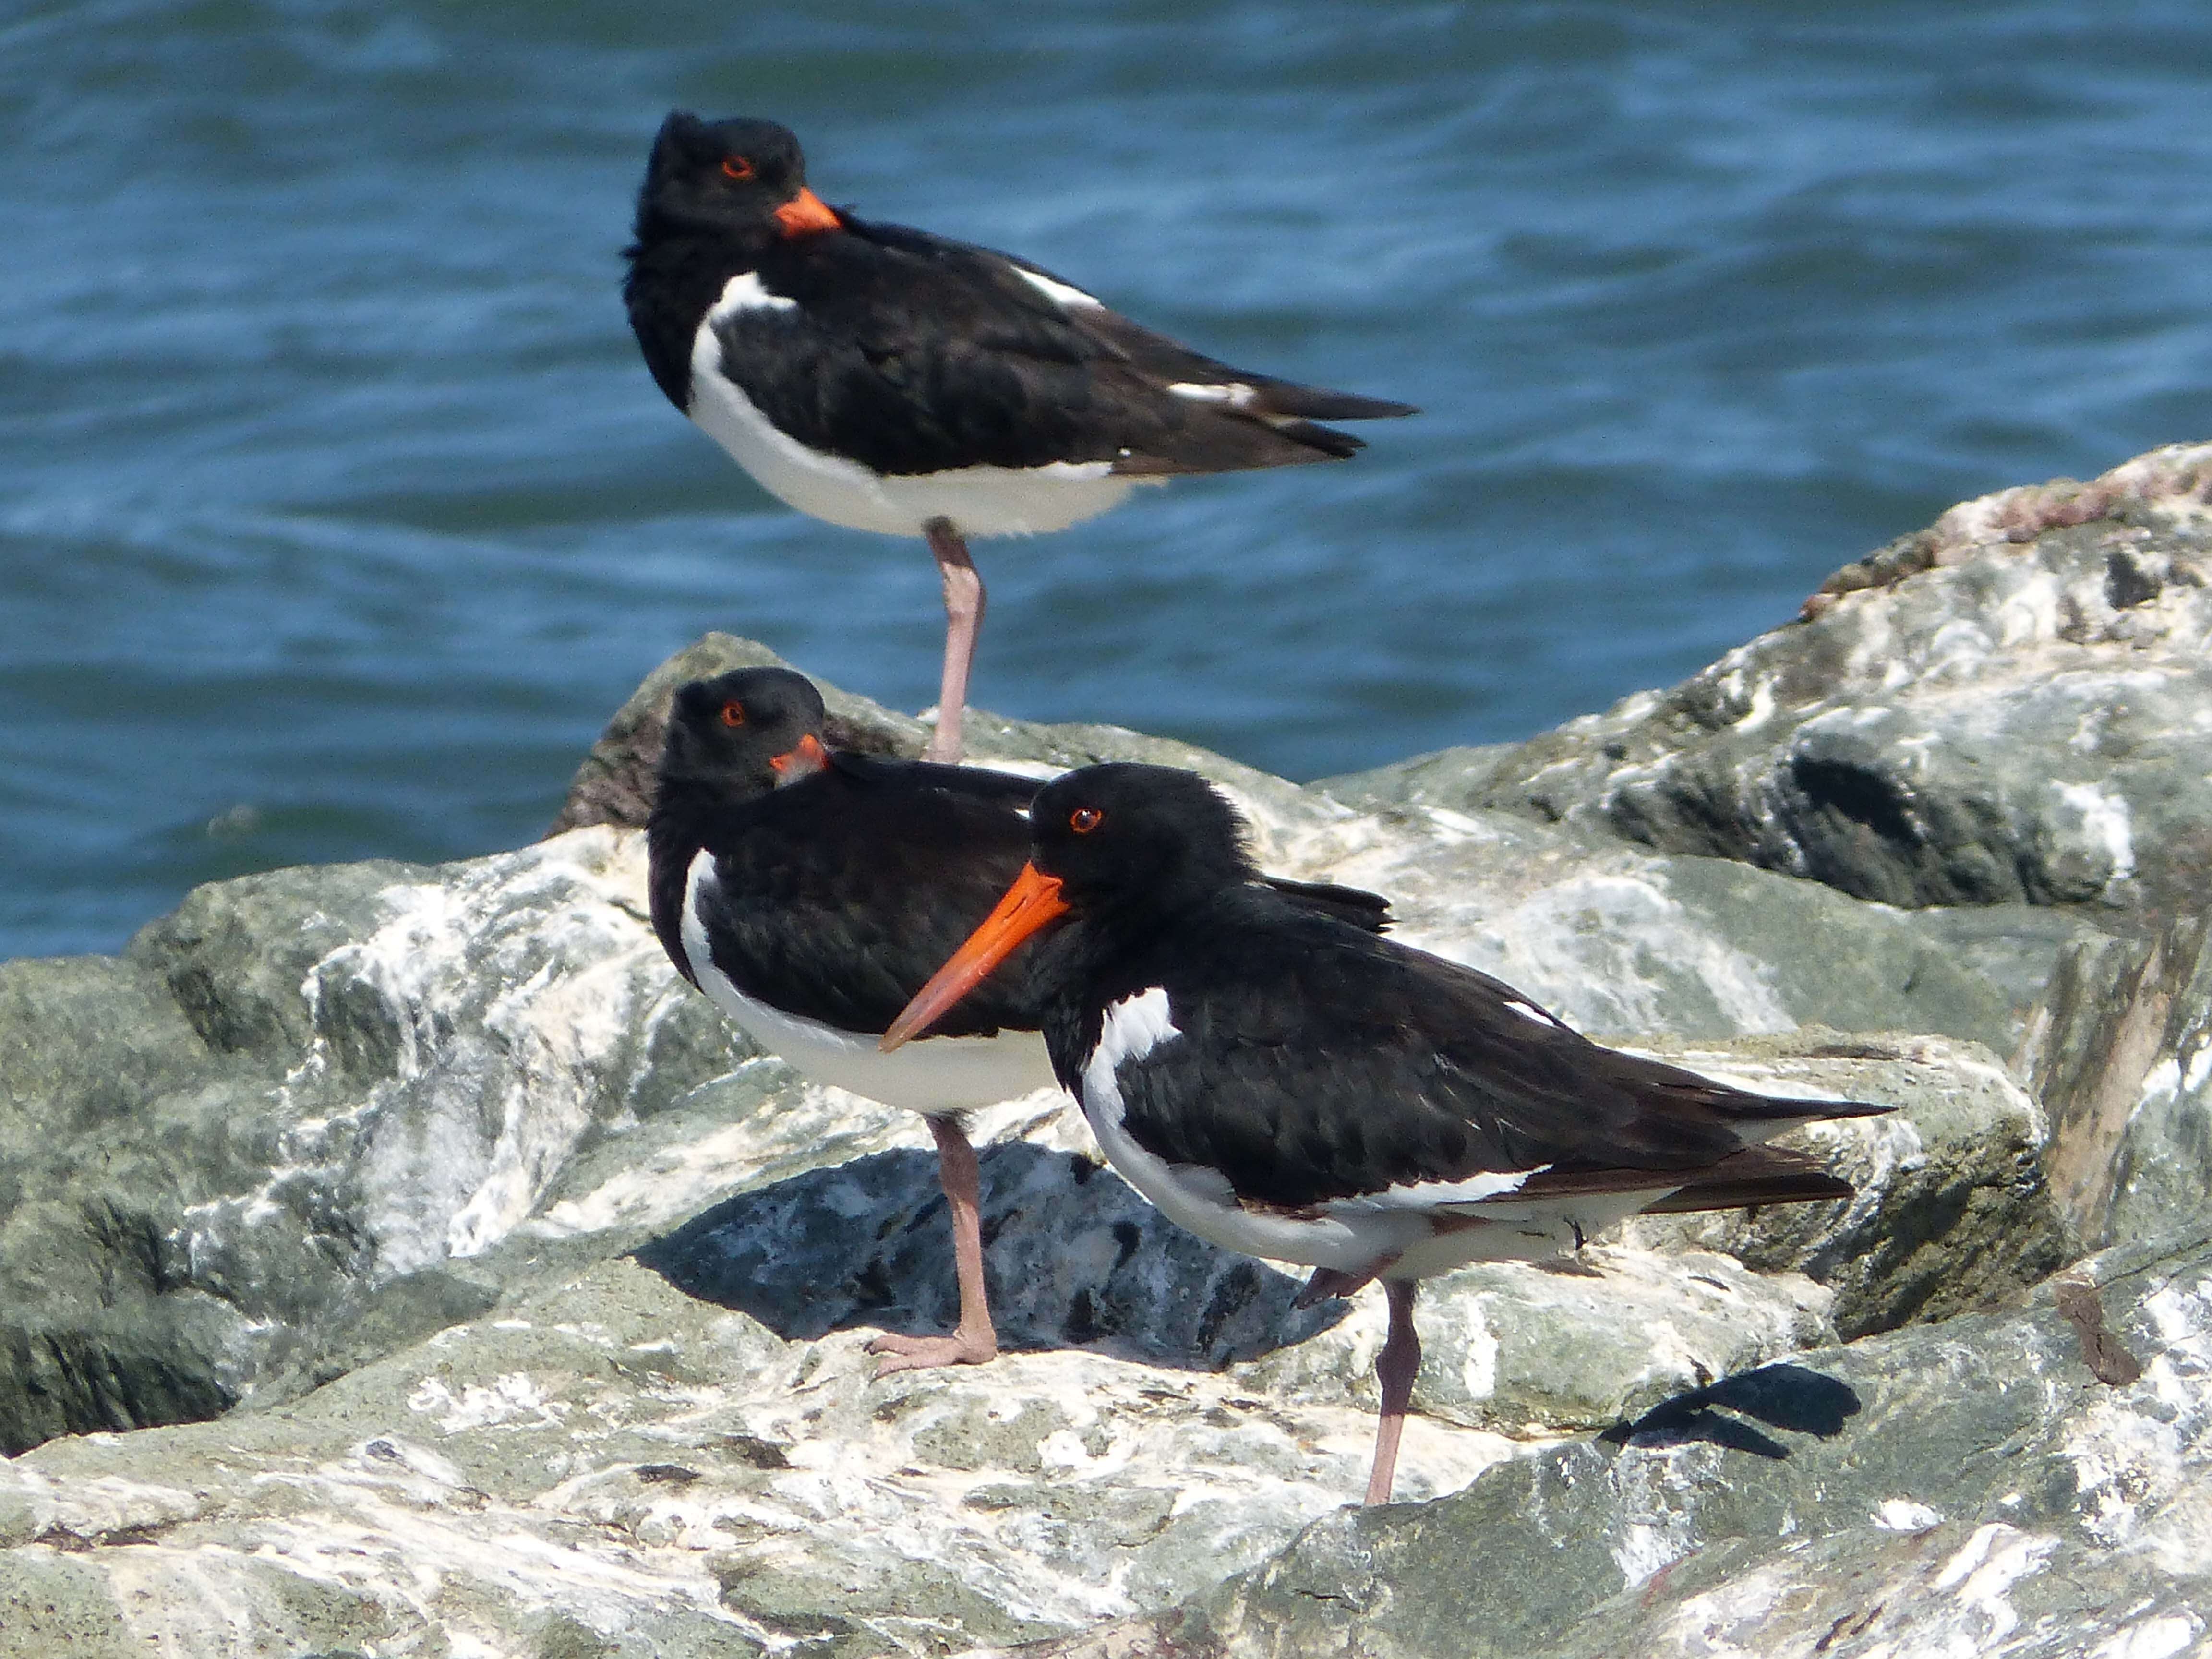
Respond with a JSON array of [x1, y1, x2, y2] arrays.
[[883, 761, 1887, 1498], [1024, 764, 1886, 1210], [648, 671, 1046, 1036], [622, 111, 1416, 766], [625, 112, 1415, 483], [648, 673, 1393, 1038], [648, 675, 1396, 1382]]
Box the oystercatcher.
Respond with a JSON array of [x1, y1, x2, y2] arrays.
[[649, 671, 1392, 1372], [624, 113, 1417, 764], [882, 763, 1888, 1500]]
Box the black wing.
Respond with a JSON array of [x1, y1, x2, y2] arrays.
[[716, 215, 1410, 478], [1255, 876, 1392, 934], [693, 763, 1051, 1036], [1086, 892, 1883, 1209]]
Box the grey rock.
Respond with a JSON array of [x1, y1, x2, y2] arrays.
[[1238, 1247, 1835, 1436], [632, 1138, 1347, 1370], [1316, 807, 2028, 1046], [547, 631, 1327, 839], [2020, 914, 2212, 1251], [1327, 441, 2212, 919], [0, 1016, 2081, 1653], [0, 830, 750, 1451], [1618, 1030, 2072, 1338], [1013, 1227, 2212, 1659], [0, 1257, 1510, 1655], [2, 622, 2074, 1458], [14, 428, 2210, 1655]]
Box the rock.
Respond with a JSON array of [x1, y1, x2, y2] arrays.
[[13, 426, 2212, 1653], [547, 631, 1331, 840], [0, 1257, 1519, 1655], [1013, 1226, 2212, 1659], [1618, 1030, 2072, 1338], [0, 657, 2080, 1463], [1309, 802, 2030, 1047], [2019, 914, 2212, 1251], [1238, 1247, 1835, 1436], [0, 890, 2082, 1655], [1326, 441, 2212, 919], [0, 831, 750, 1453]]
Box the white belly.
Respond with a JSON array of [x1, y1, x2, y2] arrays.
[[688, 313, 1154, 538]]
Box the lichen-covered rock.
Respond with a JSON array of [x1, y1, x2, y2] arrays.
[[0, 830, 750, 1452], [1239, 1248, 1834, 1436], [0, 1257, 1519, 1656], [1327, 441, 2212, 919], [1013, 1228, 2212, 1659], [0, 1018, 2089, 1654], [1, 640, 2088, 1458], [1619, 1030, 2072, 1338], [2020, 915, 2212, 1252]]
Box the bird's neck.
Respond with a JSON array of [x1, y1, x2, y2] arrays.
[[622, 219, 776, 410]]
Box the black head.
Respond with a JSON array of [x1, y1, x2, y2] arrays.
[[1028, 763, 1259, 918], [657, 667, 830, 805], [634, 112, 836, 243]]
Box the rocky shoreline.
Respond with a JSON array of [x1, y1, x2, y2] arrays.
[[3, 443, 2210, 1656]]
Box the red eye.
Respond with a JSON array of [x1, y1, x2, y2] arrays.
[[719, 701, 745, 727], [1070, 806, 1103, 833], [721, 156, 756, 181]]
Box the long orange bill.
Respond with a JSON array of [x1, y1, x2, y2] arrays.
[[768, 733, 829, 783], [774, 187, 841, 237], [880, 864, 1068, 1051]]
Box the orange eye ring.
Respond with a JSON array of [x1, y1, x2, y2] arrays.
[[1070, 806, 1103, 833], [721, 156, 756, 181], [719, 701, 745, 727]]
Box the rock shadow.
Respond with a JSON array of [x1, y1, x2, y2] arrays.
[[636, 1141, 1344, 1370], [1600, 1362, 1863, 1460]]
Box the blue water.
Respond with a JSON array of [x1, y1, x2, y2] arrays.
[[5, 0, 2211, 960]]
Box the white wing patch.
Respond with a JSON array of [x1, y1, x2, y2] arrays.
[[1012, 266, 1105, 311], [708, 271, 799, 317], [1503, 999, 1561, 1029], [1167, 381, 1259, 409], [1357, 1166, 1552, 1211]]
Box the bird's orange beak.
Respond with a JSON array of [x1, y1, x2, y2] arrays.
[[768, 733, 830, 783], [774, 187, 841, 237], [880, 863, 1068, 1050]]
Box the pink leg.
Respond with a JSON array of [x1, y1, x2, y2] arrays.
[[868, 1114, 1000, 1375], [1364, 1280, 1421, 1505], [922, 517, 985, 765]]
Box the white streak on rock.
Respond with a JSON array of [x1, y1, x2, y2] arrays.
[[1932, 1523, 2056, 1642], [1873, 1497, 1944, 1531], [2055, 779, 2137, 892]]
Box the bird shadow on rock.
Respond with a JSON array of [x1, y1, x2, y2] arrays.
[[1598, 1363, 1863, 1461], [635, 1141, 1345, 1371]]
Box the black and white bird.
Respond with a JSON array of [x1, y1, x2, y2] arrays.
[[624, 114, 1416, 764], [883, 763, 1888, 1502], [648, 671, 1392, 1373]]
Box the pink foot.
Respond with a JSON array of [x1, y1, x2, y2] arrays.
[[866, 1327, 999, 1377]]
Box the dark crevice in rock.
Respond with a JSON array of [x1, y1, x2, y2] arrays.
[[1788, 757, 1922, 849], [634, 1144, 1340, 1370]]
